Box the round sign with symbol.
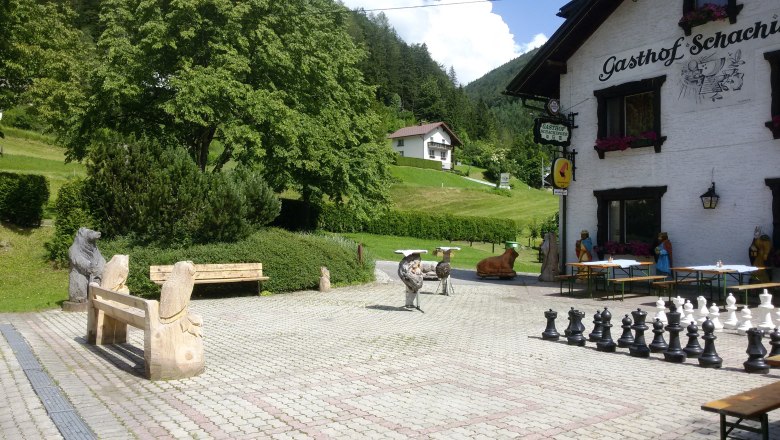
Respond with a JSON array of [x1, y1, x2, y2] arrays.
[[547, 99, 560, 116], [552, 158, 572, 189]]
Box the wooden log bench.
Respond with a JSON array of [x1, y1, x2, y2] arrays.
[[607, 275, 667, 301], [150, 263, 268, 292], [730, 282, 780, 306], [701, 381, 780, 440], [89, 261, 205, 380], [652, 278, 711, 301]]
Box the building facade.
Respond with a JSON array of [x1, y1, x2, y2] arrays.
[[387, 122, 462, 170], [507, 0, 780, 269]]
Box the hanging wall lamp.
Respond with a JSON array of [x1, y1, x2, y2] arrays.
[[700, 169, 720, 209]]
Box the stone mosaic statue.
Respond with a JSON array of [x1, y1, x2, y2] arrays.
[[396, 250, 426, 308], [65, 228, 106, 312], [154, 261, 204, 379]]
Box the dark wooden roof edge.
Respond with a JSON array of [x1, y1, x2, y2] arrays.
[[440, 122, 464, 147], [504, 0, 626, 99]]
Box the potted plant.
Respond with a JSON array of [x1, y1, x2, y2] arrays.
[[679, 3, 728, 35], [594, 131, 659, 159], [596, 240, 654, 262]]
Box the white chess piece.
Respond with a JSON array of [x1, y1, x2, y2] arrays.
[[695, 296, 709, 325], [654, 297, 668, 324], [775, 308, 780, 328], [737, 306, 754, 335], [723, 293, 739, 330], [708, 303, 723, 332], [683, 300, 695, 326], [672, 296, 685, 320], [757, 289, 775, 331]]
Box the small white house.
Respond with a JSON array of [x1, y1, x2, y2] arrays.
[[387, 122, 462, 170]]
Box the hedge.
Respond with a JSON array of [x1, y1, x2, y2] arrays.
[[99, 228, 375, 298], [318, 205, 517, 243], [394, 155, 442, 170], [0, 172, 49, 227]]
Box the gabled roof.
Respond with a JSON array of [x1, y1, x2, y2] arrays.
[[504, 0, 625, 99], [387, 122, 463, 146]]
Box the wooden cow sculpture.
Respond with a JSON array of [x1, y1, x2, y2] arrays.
[[476, 248, 519, 279]]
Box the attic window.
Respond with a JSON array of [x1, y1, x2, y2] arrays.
[[679, 0, 743, 36]]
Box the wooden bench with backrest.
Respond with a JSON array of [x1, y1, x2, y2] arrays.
[[730, 283, 780, 305], [150, 263, 268, 292], [701, 381, 780, 440], [607, 275, 668, 300], [89, 260, 204, 380]]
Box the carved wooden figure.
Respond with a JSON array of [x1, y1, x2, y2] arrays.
[[476, 248, 519, 279]]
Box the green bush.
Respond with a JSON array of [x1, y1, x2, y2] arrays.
[[394, 155, 442, 170], [85, 136, 280, 246], [100, 228, 375, 298], [45, 178, 97, 266], [0, 172, 49, 227], [273, 198, 321, 231], [540, 212, 559, 235], [318, 205, 517, 243]]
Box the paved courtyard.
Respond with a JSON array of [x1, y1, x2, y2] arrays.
[[1, 265, 779, 439]]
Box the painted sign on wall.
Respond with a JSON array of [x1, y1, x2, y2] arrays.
[[552, 158, 573, 189]]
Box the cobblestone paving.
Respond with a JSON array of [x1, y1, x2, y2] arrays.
[[1, 276, 779, 439]]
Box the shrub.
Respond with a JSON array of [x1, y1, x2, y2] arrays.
[[99, 228, 375, 298], [0, 172, 49, 227], [540, 212, 559, 236], [394, 156, 442, 170], [45, 178, 97, 266], [272, 198, 321, 231]]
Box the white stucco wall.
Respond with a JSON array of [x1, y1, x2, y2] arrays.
[[557, 0, 780, 267]]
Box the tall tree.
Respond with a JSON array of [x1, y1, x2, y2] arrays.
[[66, 0, 393, 218]]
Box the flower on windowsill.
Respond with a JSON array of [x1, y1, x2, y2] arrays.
[[595, 131, 658, 152], [595, 241, 653, 258], [679, 3, 728, 28]]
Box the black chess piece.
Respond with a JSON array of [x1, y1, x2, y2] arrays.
[[683, 321, 703, 359], [567, 309, 586, 346], [769, 327, 780, 358], [698, 317, 722, 368], [588, 310, 603, 342], [565, 307, 575, 337], [542, 309, 560, 341], [744, 327, 769, 374], [596, 308, 616, 352], [629, 308, 650, 358], [617, 314, 634, 348], [663, 302, 687, 363], [649, 318, 668, 353]]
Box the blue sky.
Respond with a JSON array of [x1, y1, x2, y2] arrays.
[[340, 0, 570, 84]]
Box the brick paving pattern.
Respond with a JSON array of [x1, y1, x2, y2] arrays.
[[1, 274, 779, 439]]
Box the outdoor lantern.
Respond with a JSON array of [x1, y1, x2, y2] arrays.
[[700, 182, 719, 209]]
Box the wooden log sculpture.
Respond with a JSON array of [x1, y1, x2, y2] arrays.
[[476, 247, 519, 279], [539, 233, 560, 282]]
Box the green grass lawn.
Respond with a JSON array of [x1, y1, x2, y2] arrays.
[[0, 223, 69, 312], [341, 232, 542, 273], [390, 165, 488, 189]]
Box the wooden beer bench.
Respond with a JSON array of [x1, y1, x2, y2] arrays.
[[607, 275, 667, 301], [730, 282, 780, 305], [701, 381, 780, 440]]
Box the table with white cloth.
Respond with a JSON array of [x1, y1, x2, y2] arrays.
[[671, 264, 762, 303]]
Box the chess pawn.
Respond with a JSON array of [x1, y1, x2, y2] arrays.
[[757, 290, 775, 332], [663, 302, 687, 363], [684, 321, 703, 358], [617, 314, 634, 348], [737, 307, 754, 335], [629, 308, 650, 358], [695, 296, 709, 325], [682, 300, 695, 326], [722, 293, 739, 330], [596, 308, 616, 352], [542, 309, 560, 341], [588, 310, 603, 342], [565, 307, 575, 337], [708, 303, 723, 332], [654, 297, 668, 324], [567, 310, 586, 347], [743, 328, 769, 374], [649, 318, 668, 353], [769, 328, 780, 358], [698, 318, 722, 368]]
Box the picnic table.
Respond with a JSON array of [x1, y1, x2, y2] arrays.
[[671, 265, 768, 303], [565, 259, 656, 299]]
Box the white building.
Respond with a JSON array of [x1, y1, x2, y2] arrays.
[[506, 0, 780, 269], [387, 122, 462, 170]]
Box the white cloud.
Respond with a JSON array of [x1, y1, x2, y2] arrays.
[[340, 0, 545, 85]]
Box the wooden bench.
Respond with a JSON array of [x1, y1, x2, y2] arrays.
[[150, 263, 268, 291], [730, 282, 780, 305], [555, 272, 607, 296], [607, 275, 667, 301], [652, 278, 711, 300], [701, 381, 780, 440], [768, 355, 780, 368]]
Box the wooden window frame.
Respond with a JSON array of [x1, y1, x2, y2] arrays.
[[594, 186, 667, 255], [764, 50, 780, 139], [680, 0, 743, 36], [593, 75, 667, 159]]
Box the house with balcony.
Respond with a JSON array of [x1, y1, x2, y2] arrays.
[[388, 122, 462, 170], [506, 0, 780, 270]]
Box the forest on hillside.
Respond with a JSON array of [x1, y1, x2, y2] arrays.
[[0, 0, 550, 192]]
